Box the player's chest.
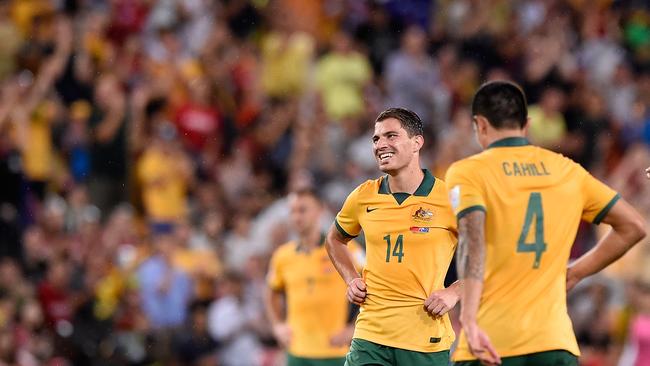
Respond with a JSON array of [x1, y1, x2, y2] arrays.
[[359, 197, 453, 233], [283, 250, 341, 291]]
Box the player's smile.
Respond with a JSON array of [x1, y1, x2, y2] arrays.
[[377, 151, 395, 164]]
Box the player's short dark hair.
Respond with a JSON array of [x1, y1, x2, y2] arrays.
[[375, 108, 424, 137], [290, 187, 322, 204], [472, 81, 528, 129]]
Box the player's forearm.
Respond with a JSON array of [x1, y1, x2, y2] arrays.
[[570, 200, 646, 283], [569, 226, 644, 281], [459, 279, 482, 325], [457, 211, 486, 325], [326, 227, 359, 284], [263, 287, 285, 326]]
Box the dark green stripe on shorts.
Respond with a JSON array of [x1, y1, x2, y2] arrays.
[[453, 349, 577, 366], [345, 338, 450, 366]]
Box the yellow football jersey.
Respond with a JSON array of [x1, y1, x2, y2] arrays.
[[267, 236, 365, 358], [445, 137, 619, 360], [335, 169, 458, 352], [137, 148, 188, 221]]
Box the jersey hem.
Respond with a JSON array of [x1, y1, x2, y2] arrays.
[[592, 193, 620, 225], [353, 332, 453, 353]]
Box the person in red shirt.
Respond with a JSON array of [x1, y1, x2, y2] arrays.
[[174, 78, 221, 155], [37, 260, 75, 330]]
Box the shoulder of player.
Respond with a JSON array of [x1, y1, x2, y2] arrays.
[[271, 241, 299, 261], [350, 177, 384, 197], [446, 155, 486, 177]]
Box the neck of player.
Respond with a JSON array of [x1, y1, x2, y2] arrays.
[[299, 227, 321, 251], [389, 162, 425, 194], [484, 127, 526, 147]]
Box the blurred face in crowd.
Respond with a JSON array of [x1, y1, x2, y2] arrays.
[[95, 75, 120, 108], [202, 210, 224, 238], [540, 88, 564, 114], [189, 78, 211, 105], [21, 300, 44, 330], [373, 118, 423, 174], [332, 31, 352, 54], [403, 26, 427, 55], [288, 193, 322, 237], [47, 261, 70, 289]]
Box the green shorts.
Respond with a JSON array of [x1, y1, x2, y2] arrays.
[[287, 353, 346, 366], [453, 350, 577, 366], [345, 338, 450, 366]]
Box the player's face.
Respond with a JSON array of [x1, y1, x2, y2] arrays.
[[289, 194, 321, 235], [373, 118, 422, 174]]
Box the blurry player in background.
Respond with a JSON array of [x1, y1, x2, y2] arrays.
[[646, 166, 649, 179], [265, 188, 364, 366], [326, 108, 460, 366], [446, 81, 646, 366]]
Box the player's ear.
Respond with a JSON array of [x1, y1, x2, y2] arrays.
[[475, 115, 489, 135], [413, 135, 424, 152]]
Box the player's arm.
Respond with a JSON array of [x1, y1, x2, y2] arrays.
[[263, 286, 292, 348], [457, 210, 501, 366], [567, 198, 646, 291], [326, 224, 366, 305]]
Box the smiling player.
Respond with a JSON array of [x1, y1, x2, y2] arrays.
[[326, 108, 461, 366]]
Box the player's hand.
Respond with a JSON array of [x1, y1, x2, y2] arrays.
[[272, 322, 292, 348], [464, 322, 501, 366], [329, 324, 354, 347], [424, 287, 459, 316], [347, 277, 367, 305]]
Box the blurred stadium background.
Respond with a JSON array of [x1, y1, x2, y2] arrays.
[[0, 0, 649, 365]]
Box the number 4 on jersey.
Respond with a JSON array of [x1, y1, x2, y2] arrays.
[[517, 192, 547, 269]]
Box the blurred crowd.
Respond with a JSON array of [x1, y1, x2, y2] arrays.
[[0, 0, 649, 365]]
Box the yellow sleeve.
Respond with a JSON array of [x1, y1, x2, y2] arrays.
[[266, 249, 285, 291], [579, 167, 620, 225], [334, 186, 362, 238], [445, 162, 486, 219]]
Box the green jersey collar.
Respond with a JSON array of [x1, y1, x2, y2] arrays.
[[487, 136, 530, 149], [378, 169, 436, 197]]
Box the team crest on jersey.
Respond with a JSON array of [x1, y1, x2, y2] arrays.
[[411, 206, 434, 222]]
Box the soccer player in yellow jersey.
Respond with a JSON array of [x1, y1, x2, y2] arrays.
[[326, 108, 461, 366], [266, 188, 364, 366], [446, 81, 647, 366]]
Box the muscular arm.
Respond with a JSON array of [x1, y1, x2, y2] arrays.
[[456, 210, 486, 325], [325, 224, 359, 284], [567, 199, 646, 290], [326, 224, 366, 305]]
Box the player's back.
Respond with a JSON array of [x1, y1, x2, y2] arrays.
[[446, 137, 619, 359]]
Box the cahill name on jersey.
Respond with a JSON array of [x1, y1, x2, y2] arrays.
[[335, 169, 458, 353], [445, 137, 619, 360]]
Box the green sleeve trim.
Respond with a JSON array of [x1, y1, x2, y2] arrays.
[[456, 205, 486, 220], [335, 220, 358, 239], [593, 193, 620, 225]]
